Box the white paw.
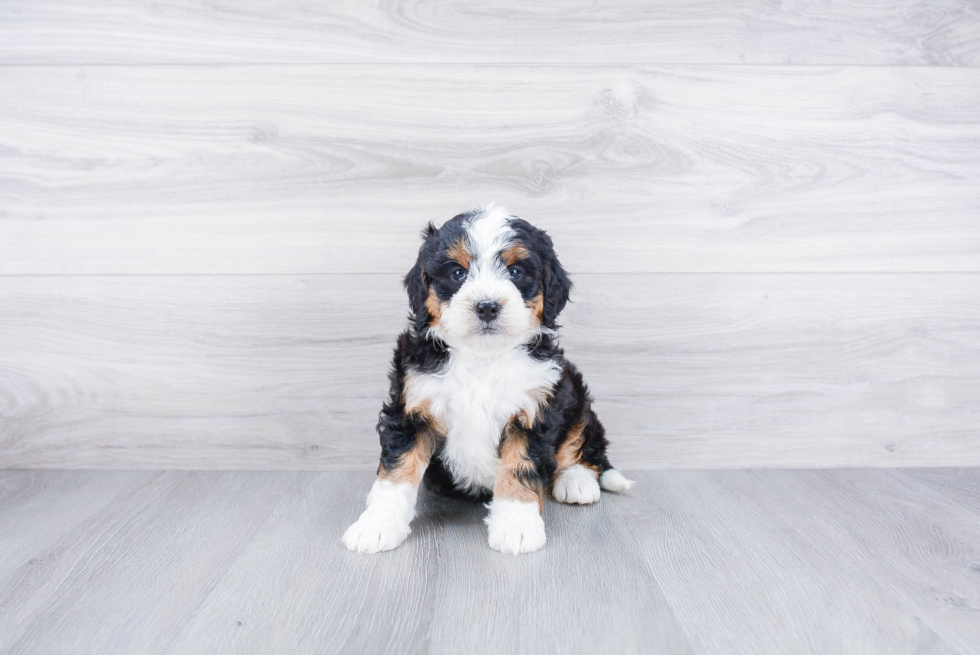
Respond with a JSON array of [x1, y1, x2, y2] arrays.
[[552, 464, 601, 504], [343, 509, 411, 553], [485, 499, 546, 555]]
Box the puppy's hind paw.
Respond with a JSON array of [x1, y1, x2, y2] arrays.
[[552, 464, 601, 504]]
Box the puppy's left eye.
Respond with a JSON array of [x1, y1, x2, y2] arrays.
[[508, 266, 522, 280]]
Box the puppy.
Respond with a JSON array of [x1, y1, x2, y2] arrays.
[[343, 204, 633, 555]]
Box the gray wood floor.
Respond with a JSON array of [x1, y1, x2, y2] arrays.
[[1, 469, 978, 655]]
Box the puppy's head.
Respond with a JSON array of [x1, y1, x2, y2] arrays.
[[404, 204, 571, 353]]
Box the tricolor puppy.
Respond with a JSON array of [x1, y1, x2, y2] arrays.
[[343, 205, 633, 555]]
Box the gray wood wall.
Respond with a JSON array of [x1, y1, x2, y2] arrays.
[[1, 1, 978, 470]]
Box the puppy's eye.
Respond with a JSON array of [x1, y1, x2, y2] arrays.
[[509, 266, 522, 280], [451, 267, 467, 282]]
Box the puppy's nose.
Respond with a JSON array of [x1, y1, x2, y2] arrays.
[[475, 300, 501, 322]]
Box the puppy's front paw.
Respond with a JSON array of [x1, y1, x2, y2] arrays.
[[485, 500, 546, 555], [552, 464, 601, 505], [343, 510, 411, 553]]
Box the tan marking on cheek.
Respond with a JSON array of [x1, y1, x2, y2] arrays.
[[425, 288, 444, 325], [494, 426, 544, 511], [502, 244, 530, 267], [526, 292, 544, 326], [447, 238, 472, 269], [555, 420, 585, 472]]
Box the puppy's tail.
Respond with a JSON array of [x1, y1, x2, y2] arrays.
[[599, 469, 635, 492]]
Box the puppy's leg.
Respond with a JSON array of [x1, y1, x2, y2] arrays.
[[553, 408, 633, 504], [343, 417, 437, 554], [486, 419, 548, 555]]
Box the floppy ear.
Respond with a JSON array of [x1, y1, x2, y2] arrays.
[[404, 260, 430, 333], [540, 242, 572, 330], [403, 223, 437, 333]]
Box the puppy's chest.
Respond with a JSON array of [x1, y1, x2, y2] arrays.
[[406, 350, 560, 490]]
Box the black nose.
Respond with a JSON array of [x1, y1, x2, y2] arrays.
[[475, 300, 501, 322]]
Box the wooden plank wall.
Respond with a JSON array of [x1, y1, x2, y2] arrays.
[[1, 1, 978, 469]]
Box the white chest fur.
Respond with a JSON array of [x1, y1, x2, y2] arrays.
[[404, 347, 561, 492]]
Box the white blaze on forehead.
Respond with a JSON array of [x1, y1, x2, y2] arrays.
[[463, 204, 514, 274]]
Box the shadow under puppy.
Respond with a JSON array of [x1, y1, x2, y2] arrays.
[[344, 204, 634, 555]]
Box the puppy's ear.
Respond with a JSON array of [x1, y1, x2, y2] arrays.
[[541, 246, 572, 329], [509, 218, 572, 329], [404, 223, 436, 332]]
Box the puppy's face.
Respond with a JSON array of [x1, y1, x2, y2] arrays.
[[405, 205, 572, 354]]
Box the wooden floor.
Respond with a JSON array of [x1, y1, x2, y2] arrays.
[[2, 469, 978, 655]]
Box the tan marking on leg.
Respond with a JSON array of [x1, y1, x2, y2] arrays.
[[555, 420, 585, 472], [527, 381, 557, 423], [447, 238, 472, 269], [379, 425, 437, 485], [495, 425, 544, 511], [381, 381, 444, 485], [511, 384, 552, 431], [514, 408, 536, 430], [402, 372, 423, 412], [502, 244, 530, 267], [582, 462, 604, 477], [401, 375, 447, 435]]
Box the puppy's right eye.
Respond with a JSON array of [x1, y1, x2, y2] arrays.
[[451, 267, 467, 282]]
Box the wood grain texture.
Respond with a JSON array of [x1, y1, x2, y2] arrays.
[[1, 66, 979, 274], [1, 469, 978, 654], [0, 471, 291, 654], [1, 1, 979, 65], [901, 467, 980, 515], [2, 273, 978, 470], [627, 469, 980, 653], [0, 470, 148, 585]]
